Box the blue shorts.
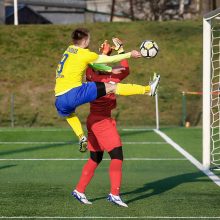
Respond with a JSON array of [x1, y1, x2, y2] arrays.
[[55, 82, 98, 117]]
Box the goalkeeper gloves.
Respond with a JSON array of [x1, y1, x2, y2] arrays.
[[112, 37, 124, 54], [99, 38, 125, 55], [99, 40, 112, 55]]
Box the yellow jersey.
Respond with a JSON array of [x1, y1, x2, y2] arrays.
[[55, 45, 99, 95]]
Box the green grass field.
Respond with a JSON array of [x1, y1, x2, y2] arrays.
[[0, 21, 203, 127], [0, 127, 220, 219]]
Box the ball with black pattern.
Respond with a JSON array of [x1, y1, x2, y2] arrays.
[[140, 40, 159, 58]]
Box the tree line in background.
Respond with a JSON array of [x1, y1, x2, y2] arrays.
[[111, 0, 220, 21]]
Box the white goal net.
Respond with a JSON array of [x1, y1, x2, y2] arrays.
[[211, 18, 220, 167], [203, 8, 220, 169]]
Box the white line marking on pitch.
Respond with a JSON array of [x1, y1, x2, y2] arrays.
[[154, 129, 220, 187], [0, 158, 186, 161], [124, 142, 167, 144], [0, 141, 167, 145], [122, 128, 153, 131], [0, 216, 220, 219]]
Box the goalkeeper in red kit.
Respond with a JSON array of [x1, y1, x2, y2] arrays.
[[72, 38, 129, 207], [72, 38, 155, 207]]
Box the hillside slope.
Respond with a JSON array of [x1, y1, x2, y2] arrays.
[[0, 21, 202, 127]]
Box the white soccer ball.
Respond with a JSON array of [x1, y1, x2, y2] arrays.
[[140, 40, 159, 58]]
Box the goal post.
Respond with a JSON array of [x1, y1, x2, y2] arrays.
[[203, 13, 211, 169], [203, 8, 220, 169]]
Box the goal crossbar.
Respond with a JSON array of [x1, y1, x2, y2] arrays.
[[204, 8, 220, 21]]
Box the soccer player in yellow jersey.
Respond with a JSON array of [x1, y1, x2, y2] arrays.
[[55, 28, 160, 152]]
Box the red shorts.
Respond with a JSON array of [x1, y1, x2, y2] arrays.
[[86, 114, 122, 152]]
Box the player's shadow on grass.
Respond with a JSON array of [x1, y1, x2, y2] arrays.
[[90, 171, 206, 203], [122, 171, 208, 204], [0, 164, 17, 170], [0, 143, 70, 156]]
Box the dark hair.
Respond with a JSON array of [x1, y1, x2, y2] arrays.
[[71, 28, 89, 44]]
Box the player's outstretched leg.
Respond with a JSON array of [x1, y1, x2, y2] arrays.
[[104, 73, 160, 97]]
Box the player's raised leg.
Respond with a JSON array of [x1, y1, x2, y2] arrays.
[[104, 73, 160, 97]]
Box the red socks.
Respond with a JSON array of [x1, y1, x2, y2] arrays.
[[76, 159, 98, 193], [75, 158, 123, 195], [109, 159, 123, 196]]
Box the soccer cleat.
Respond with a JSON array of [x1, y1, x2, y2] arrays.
[[107, 193, 128, 207], [72, 189, 92, 205], [79, 135, 88, 153], [149, 73, 160, 96]]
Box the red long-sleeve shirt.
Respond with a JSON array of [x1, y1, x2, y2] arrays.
[[86, 59, 129, 116]]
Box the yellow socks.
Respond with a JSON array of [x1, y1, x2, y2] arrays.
[[66, 114, 84, 140], [145, 85, 151, 94], [115, 83, 151, 96]]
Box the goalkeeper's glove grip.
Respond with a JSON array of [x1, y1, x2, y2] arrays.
[[112, 37, 124, 54], [99, 40, 112, 55]]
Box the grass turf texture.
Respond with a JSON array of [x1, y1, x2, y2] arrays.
[[0, 127, 220, 218], [0, 20, 202, 127]]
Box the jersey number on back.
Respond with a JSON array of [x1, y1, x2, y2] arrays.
[[56, 54, 69, 78]]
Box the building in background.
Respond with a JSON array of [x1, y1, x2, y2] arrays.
[[2, 0, 125, 24], [1, 0, 220, 24], [3, 0, 87, 24], [5, 4, 51, 24]]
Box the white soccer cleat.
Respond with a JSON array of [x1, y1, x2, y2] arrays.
[[79, 135, 88, 153], [107, 193, 128, 207], [149, 73, 160, 96], [72, 189, 92, 205]]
